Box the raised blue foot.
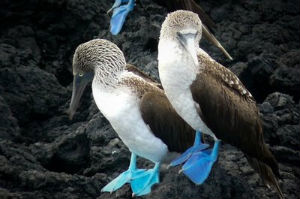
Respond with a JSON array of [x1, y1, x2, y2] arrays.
[[181, 140, 220, 184], [131, 163, 160, 196], [108, 0, 135, 35], [101, 153, 145, 193], [170, 131, 209, 167]]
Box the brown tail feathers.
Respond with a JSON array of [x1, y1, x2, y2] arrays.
[[245, 147, 284, 199]]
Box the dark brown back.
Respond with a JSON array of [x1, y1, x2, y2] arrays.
[[140, 91, 195, 152], [191, 55, 279, 177], [124, 64, 195, 152]]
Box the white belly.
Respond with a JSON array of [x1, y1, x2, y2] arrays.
[[92, 83, 168, 163], [158, 41, 215, 138], [159, 67, 203, 131]]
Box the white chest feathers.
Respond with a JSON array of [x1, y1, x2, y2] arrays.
[[158, 40, 198, 90], [158, 41, 215, 137], [91, 82, 168, 163], [158, 40, 199, 127]]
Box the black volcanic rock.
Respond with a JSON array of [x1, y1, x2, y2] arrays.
[[0, 65, 68, 127], [0, 96, 20, 141], [0, 0, 299, 198], [270, 50, 300, 101]]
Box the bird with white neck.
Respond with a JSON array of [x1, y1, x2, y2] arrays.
[[68, 39, 202, 196], [158, 10, 283, 198]]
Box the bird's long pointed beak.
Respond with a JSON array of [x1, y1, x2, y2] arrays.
[[178, 32, 199, 67], [185, 37, 199, 67], [67, 75, 89, 120], [202, 25, 233, 60]]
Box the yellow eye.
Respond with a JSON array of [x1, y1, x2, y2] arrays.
[[78, 73, 84, 77]]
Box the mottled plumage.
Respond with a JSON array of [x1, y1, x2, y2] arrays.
[[192, 50, 279, 176], [158, 10, 283, 198], [69, 38, 198, 195], [120, 65, 196, 152], [72, 39, 196, 159], [197, 50, 253, 99], [74, 39, 195, 153]]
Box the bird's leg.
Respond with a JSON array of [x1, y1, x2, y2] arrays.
[[107, 0, 128, 14], [180, 136, 221, 184], [169, 130, 220, 185], [101, 153, 145, 193], [169, 130, 209, 167], [131, 162, 160, 196], [108, 0, 135, 35]]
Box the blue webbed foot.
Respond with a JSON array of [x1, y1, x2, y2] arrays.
[[170, 131, 209, 167], [131, 163, 160, 196], [101, 153, 144, 193], [109, 0, 135, 35], [101, 168, 145, 192], [181, 140, 220, 184]]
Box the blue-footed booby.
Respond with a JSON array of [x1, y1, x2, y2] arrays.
[[67, 39, 201, 196], [158, 10, 283, 198], [107, 0, 233, 60]]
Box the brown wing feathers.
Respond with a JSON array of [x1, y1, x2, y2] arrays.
[[140, 91, 195, 153], [123, 65, 195, 153], [192, 54, 283, 198], [126, 62, 282, 197], [125, 64, 162, 89], [197, 53, 254, 100]]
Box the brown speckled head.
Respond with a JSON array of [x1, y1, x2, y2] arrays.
[[160, 10, 202, 42], [72, 39, 126, 76], [68, 39, 126, 119]]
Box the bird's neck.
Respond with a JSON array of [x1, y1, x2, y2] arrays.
[[158, 39, 182, 67], [93, 64, 124, 90], [159, 38, 198, 66], [158, 39, 198, 86]]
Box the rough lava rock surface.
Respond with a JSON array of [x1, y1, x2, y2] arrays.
[[0, 0, 299, 198]]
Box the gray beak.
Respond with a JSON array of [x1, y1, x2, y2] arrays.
[[67, 73, 93, 120], [177, 31, 199, 67]]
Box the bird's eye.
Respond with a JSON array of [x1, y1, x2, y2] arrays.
[[78, 73, 84, 77]]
